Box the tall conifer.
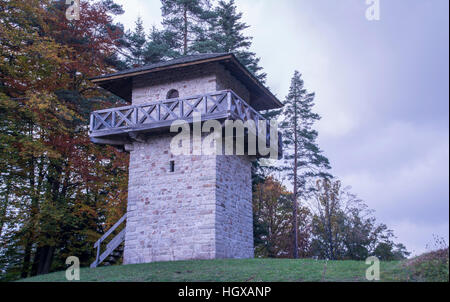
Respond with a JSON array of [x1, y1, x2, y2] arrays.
[[160, 0, 213, 55], [124, 17, 147, 67], [280, 71, 331, 258]]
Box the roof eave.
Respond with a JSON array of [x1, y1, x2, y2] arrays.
[[90, 53, 283, 109], [89, 54, 233, 83], [227, 54, 283, 109]]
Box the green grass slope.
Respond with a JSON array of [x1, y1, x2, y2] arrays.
[[400, 248, 449, 282], [18, 258, 410, 282], [17, 248, 449, 282]]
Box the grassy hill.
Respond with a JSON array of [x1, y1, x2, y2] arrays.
[[17, 249, 449, 282], [13, 259, 409, 282]]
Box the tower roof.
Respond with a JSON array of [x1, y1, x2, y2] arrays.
[[90, 53, 283, 110]]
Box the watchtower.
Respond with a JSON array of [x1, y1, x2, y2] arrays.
[[88, 53, 283, 266]]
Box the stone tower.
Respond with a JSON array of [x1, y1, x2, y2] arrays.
[[89, 53, 283, 265]]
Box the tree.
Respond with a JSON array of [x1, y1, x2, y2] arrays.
[[253, 177, 290, 257], [213, 0, 266, 82], [148, 1, 267, 83], [309, 179, 344, 260], [192, 0, 266, 82], [280, 71, 331, 258], [309, 178, 410, 261], [0, 0, 130, 280], [143, 26, 181, 64], [27, 0, 128, 277], [123, 17, 148, 67], [0, 0, 73, 278], [160, 0, 214, 55], [253, 177, 310, 258]]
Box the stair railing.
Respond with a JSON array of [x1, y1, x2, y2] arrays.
[[90, 213, 127, 268]]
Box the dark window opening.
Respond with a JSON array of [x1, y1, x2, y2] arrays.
[[167, 89, 179, 99], [169, 160, 175, 173]]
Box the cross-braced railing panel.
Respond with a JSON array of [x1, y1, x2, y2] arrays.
[[90, 90, 259, 136], [89, 89, 282, 158]]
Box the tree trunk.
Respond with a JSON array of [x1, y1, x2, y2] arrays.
[[293, 96, 299, 259], [22, 133, 37, 278], [293, 165, 298, 258], [41, 246, 55, 275], [31, 245, 55, 276], [183, 4, 188, 55], [32, 160, 63, 276], [30, 246, 41, 276], [20, 238, 33, 278], [0, 205, 5, 237], [324, 189, 335, 260], [0, 178, 10, 237]]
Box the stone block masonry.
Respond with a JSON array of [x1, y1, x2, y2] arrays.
[[123, 133, 254, 264], [131, 62, 251, 106], [124, 61, 254, 264], [215, 155, 253, 258]]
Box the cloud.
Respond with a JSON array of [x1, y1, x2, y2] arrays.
[[338, 121, 449, 253], [114, 0, 162, 31], [391, 220, 449, 256]]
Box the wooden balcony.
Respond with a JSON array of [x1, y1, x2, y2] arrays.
[[89, 90, 282, 158]]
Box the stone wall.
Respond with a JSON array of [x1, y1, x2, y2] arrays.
[[215, 64, 251, 106], [131, 63, 251, 105], [124, 134, 218, 263], [124, 64, 254, 264], [123, 133, 254, 264], [215, 155, 254, 259]]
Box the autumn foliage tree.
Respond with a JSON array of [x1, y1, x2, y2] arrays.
[[0, 0, 129, 280], [253, 177, 311, 258], [308, 178, 410, 260]]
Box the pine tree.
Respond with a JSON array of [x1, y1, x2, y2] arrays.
[[160, 0, 214, 55], [207, 0, 266, 83], [124, 17, 147, 67], [143, 26, 181, 64], [156, 0, 267, 83], [280, 71, 331, 258]]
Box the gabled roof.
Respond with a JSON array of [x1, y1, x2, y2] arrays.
[[90, 53, 283, 110]]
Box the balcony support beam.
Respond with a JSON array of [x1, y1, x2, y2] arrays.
[[91, 137, 131, 146]]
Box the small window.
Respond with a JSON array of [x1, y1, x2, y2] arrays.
[[166, 89, 179, 99], [169, 160, 175, 173]]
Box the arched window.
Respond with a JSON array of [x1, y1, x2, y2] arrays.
[[166, 89, 179, 99]]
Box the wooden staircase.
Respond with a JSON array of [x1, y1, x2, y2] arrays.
[[102, 243, 124, 266], [90, 214, 127, 268]]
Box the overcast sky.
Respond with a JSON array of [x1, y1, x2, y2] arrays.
[[113, 0, 449, 255]]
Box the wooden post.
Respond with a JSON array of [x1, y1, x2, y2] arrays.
[[89, 113, 94, 133], [111, 111, 116, 128], [180, 99, 184, 118], [227, 91, 232, 112], [95, 244, 100, 267]]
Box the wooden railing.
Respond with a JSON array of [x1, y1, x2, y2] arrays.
[[89, 90, 282, 158], [90, 213, 127, 268], [90, 90, 265, 136]]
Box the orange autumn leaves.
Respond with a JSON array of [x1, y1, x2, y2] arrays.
[[253, 177, 311, 258]]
